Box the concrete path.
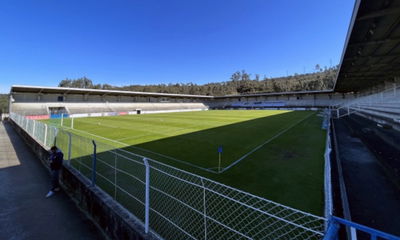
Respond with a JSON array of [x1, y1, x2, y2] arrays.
[[0, 121, 105, 240], [334, 118, 400, 238]]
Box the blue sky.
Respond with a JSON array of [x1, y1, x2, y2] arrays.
[[0, 0, 354, 93]]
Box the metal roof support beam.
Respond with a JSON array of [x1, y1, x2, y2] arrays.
[[382, 16, 400, 39], [349, 37, 400, 47], [357, 7, 400, 21], [344, 53, 400, 61], [344, 69, 399, 75]]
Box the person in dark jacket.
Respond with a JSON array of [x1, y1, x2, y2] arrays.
[[46, 146, 64, 198]]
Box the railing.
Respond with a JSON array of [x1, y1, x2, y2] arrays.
[[9, 112, 400, 240], [10, 112, 58, 148], [333, 84, 400, 119], [322, 110, 333, 224], [324, 216, 400, 240]]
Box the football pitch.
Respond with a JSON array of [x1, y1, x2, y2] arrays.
[[48, 110, 326, 215]]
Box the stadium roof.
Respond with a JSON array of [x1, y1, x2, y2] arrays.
[[335, 0, 400, 93], [10, 85, 213, 99], [11, 85, 338, 99]]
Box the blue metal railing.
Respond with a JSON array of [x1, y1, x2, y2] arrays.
[[324, 216, 400, 240]]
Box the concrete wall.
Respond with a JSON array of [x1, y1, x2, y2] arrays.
[[9, 119, 159, 240]]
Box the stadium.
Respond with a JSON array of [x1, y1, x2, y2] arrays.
[[2, 0, 400, 239]]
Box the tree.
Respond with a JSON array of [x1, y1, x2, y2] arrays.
[[0, 94, 9, 114], [57, 65, 338, 96], [58, 77, 94, 88], [58, 79, 72, 87]]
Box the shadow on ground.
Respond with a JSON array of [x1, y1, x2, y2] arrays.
[[0, 121, 104, 240], [64, 111, 326, 215]]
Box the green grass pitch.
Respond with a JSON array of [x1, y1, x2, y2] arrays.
[[48, 110, 326, 215]]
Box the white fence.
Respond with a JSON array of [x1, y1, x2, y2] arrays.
[[9, 112, 327, 240], [322, 111, 333, 224], [10, 113, 58, 148]]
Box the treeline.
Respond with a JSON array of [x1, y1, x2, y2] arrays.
[[59, 66, 338, 96], [0, 66, 337, 113], [0, 94, 9, 114]]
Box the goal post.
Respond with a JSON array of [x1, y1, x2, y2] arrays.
[[58, 114, 74, 129], [63, 115, 74, 129]]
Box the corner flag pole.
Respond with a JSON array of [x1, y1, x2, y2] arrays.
[[218, 153, 221, 173], [218, 146, 223, 173]]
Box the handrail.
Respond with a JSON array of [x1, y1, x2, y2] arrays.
[[325, 216, 400, 240]]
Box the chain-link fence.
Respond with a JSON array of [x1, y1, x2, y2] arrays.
[[10, 112, 327, 240], [322, 110, 333, 224]]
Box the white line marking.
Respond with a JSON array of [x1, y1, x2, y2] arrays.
[[77, 116, 208, 142], [64, 126, 217, 173], [115, 125, 198, 142], [221, 112, 315, 173]]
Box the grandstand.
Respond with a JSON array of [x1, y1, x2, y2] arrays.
[[212, 90, 353, 110], [4, 0, 400, 239], [10, 85, 210, 117], [9, 85, 360, 115], [9, 82, 398, 131]]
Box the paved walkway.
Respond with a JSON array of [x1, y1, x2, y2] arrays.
[[0, 121, 104, 240], [334, 118, 400, 238]]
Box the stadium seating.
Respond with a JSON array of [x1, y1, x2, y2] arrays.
[[219, 99, 346, 109], [334, 85, 400, 126], [11, 103, 49, 115], [11, 102, 208, 116]]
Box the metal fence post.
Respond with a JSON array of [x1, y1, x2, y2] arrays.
[[53, 128, 56, 146], [114, 151, 117, 200], [201, 178, 207, 240], [92, 140, 97, 186], [53, 127, 58, 146], [322, 217, 340, 240], [44, 124, 48, 147], [32, 120, 36, 138], [67, 132, 72, 166], [143, 158, 150, 234]]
